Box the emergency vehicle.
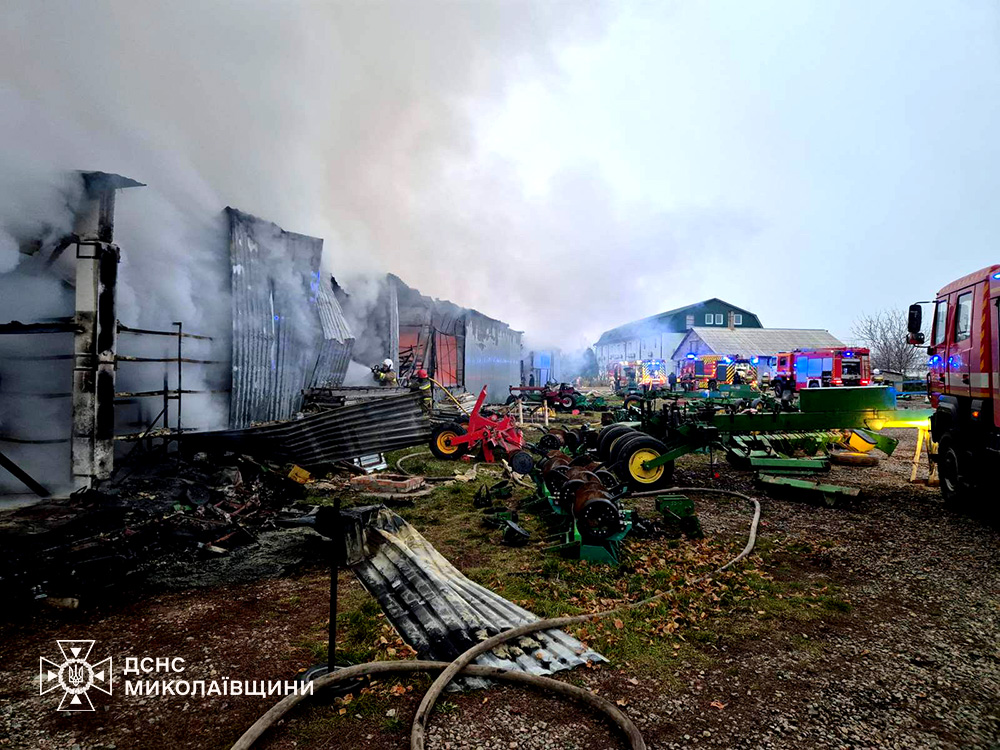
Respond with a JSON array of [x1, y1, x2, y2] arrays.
[[907, 264, 1000, 504], [771, 347, 871, 397], [679, 354, 759, 391], [609, 359, 667, 393]]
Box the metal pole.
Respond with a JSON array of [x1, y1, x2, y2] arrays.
[[174, 322, 182, 438], [329, 494, 341, 671], [162, 377, 169, 450], [518, 397, 523, 427]]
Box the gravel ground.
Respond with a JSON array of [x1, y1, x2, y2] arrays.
[[1, 426, 997, 750]]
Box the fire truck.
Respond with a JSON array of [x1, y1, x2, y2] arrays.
[[770, 347, 871, 397], [907, 264, 1000, 503], [609, 359, 667, 393], [679, 354, 758, 391]]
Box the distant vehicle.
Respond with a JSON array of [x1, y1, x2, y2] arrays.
[[771, 347, 871, 397], [678, 354, 758, 391], [907, 264, 1000, 503], [608, 359, 667, 394]]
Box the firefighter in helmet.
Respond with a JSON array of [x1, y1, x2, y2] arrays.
[[372, 358, 398, 386], [410, 368, 432, 412]]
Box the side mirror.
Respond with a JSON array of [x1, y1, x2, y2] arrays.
[[907, 331, 925, 345], [907, 303, 923, 334]]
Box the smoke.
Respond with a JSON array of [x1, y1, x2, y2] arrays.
[[1, 2, 759, 490]]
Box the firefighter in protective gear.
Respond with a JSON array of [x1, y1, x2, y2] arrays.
[[372, 358, 397, 386], [410, 368, 432, 412]]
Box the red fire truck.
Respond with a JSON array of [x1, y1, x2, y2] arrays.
[[907, 264, 1000, 504], [771, 347, 871, 397]]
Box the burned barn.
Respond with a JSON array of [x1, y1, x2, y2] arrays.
[[0, 174, 356, 499], [343, 273, 522, 403], [226, 207, 354, 428]]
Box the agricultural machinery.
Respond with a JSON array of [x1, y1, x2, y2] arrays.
[[429, 386, 534, 473], [507, 383, 606, 412]]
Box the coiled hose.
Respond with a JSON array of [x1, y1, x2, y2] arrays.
[[231, 487, 761, 750]]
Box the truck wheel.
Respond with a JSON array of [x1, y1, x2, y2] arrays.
[[708, 379, 718, 391], [773, 382, 783, 398], [430, 423, 467, 460], [808, 381, 820, 388], [937, 433, 967, 506], [560, 396, 574, 409]]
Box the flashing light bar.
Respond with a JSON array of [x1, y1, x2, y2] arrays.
[[993, 272, 1000, 279]]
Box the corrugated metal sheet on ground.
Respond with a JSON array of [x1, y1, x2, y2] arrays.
[[341, 506, 605, 688], [186, 392, 430, 467]]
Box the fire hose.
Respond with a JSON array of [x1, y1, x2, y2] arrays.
[[229, 487, 761, 750]]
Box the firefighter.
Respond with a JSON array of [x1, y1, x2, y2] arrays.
[[371, 358, 397, 386], [410, 368, 432, 412]]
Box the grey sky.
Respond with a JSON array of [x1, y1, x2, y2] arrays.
[[1, 1, 998, 351], [478, 0, 1000, 345]]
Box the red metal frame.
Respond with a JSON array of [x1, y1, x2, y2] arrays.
[[453, 386, 524, 462]]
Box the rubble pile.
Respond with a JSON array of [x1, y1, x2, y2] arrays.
[[0, 452, 344, 609]]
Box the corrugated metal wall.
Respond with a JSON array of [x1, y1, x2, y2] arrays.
[[463, 311, 522, 404], [311, 287, 354, 388], [227, 209, 353, 428]]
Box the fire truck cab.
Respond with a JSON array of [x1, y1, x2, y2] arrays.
[[908, 264, 1000, 503], [771, 347, 871, 397]]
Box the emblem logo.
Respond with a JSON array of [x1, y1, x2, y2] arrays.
[[39, 640, 112, 711]]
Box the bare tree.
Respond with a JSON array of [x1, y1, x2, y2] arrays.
[[851, 308, 924, 375]]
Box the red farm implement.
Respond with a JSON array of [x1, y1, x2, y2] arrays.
[[429, 386, 534, 473]]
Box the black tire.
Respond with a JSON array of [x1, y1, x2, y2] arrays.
[[430, 423, 467, 460], [609, 431, 651, 465], [616, 435, 674, 490], [708, 379, 718, 391], [505, 395, 518, 405], [623, 395, 643, 413], [937, 433, 966, 506], [597, 425, 633, 461], [772, 382, 783, 399], [559, 396, 574, 409], [808, 380, 820, 388]]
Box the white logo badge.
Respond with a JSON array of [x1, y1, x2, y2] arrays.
[[40, 640, 112, 711]]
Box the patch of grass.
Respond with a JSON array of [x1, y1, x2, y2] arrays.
[[382, 716, 405, 732]]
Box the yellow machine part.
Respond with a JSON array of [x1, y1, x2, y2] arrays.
[[847, 430, 878, 453]]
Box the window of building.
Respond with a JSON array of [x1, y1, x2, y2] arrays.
[[686, 314, 694, 327], [954, 292, 973, 342], [704, 313, 713, 325], [733, 314, 743, 325], [715, 313, 724, 325], [932, 300, 947, 346]]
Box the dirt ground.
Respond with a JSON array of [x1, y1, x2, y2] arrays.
[[1, 424, 998, 750]]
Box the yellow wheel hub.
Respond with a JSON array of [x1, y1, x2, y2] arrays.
[[628, 449, 664, 483], [436, 431, 459, 454]]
